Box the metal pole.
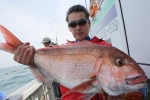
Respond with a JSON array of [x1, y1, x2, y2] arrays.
[[52, 18, 59, 44], [56, 19, 59, 45], [85, 0, 87, 9]]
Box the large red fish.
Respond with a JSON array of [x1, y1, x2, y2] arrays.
[[0, 25, 148, 98]]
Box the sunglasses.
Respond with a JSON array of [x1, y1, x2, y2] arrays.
[[68, 19, 88, 28]]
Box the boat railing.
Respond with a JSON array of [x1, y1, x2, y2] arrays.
[[6, 79, 56, 100]]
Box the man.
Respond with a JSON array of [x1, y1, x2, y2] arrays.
[[42, 37, 57, 47], [13, 4, 124, 100], [41, 37, 52, 47], [60, 5, 123, 100]]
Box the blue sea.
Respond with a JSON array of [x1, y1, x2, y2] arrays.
[[0, 65, 35, 96]]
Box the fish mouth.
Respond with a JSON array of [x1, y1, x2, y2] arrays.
[[125, 75, 148, 85]]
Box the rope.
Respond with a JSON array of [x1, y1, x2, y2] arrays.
[[85, 0, 88, 9], [0, 67, 29, 77]]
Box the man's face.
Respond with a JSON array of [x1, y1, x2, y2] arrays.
[[43, 42, 50, 47], [68, 12, 91, 41]]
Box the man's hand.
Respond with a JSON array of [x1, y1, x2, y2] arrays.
[[13, 42, 36, 67]]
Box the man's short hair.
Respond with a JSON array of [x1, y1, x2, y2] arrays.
[[66, 5, 89, 22]]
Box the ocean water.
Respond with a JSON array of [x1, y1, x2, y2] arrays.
[[0, 65, 35, 96]]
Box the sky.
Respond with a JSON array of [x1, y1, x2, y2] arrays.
[[0, 0, 90, 69]]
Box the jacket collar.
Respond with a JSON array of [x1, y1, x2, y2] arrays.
[[75, 36, 91, 42]]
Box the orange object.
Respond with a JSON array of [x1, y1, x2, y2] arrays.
[[125, 92, 142, 100], [89, 0, 98, 18]]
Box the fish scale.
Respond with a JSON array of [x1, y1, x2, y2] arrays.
[[34, 52, 97, 89]]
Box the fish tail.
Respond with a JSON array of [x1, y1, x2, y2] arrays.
[[0, 25, 22, 54]]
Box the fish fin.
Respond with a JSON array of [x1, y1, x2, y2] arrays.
[[38, 40, 99, 51], [30, 68, 52, 85], [89, 73, 96, 78], [61, 78, 97, 98], [78, 93, 96, 100], [94, 58, 104, 76], [0, 43, 16, 54], [0, 25, 22, 54]]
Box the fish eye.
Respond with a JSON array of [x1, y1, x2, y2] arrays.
[[115, 58, 125, 67]]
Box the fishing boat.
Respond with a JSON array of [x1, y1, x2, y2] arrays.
[[5, 0, 150, 100]]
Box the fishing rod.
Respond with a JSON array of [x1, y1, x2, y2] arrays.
[[85, 0, 88, 9], [52, 18, 59, 45]]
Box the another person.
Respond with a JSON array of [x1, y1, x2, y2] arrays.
[[13, 5, 124, 100], [41, 37, 51, 47], [41, 37, 57, 47]]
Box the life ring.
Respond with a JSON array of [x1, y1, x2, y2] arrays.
[[89, 0, 98, 18]]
